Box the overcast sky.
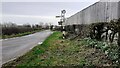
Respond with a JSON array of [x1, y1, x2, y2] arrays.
[[2, 0, 100, 25]]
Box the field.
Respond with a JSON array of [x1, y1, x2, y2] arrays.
[[1, 30, 42, 39]]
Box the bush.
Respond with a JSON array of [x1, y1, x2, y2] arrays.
[[2, 23, 43, 35], [83, 38, 119, 64]]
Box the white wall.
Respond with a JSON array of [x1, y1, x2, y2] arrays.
[[65, 1, 120, 25]]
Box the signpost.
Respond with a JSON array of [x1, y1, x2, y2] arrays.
[[56, 10, 66, 39]]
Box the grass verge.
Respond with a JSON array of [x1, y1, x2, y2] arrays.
[[2, 31, 118, 68], [1, 30, 42, 39]]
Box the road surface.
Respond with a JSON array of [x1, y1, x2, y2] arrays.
[[2, 30, 53, 64]]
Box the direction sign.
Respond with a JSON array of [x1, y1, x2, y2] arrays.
[[56, 16, 61, 18], [61, 10, 66, 14]]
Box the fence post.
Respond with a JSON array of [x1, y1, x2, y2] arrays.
[[118, 19, 120, 64]]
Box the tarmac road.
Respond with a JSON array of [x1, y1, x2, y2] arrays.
[[1, 30, 53, 64]]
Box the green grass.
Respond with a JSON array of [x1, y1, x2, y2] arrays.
[[2, 31, 117, 67], [2, 31, 63, 67], [3, 31, 87, 67], [0, 35, 2, 39], [2, 30, 42, 39], [80, 38, 119, 62]]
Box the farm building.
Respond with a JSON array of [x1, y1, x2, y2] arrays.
[[63, 0, 120, 43], [64, 0, 120, 25]]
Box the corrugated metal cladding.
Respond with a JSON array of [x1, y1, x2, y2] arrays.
[[64, 0, 120, 25], [118, 1, 120, 18]]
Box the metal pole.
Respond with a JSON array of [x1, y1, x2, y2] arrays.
[[61, 10, 66, 39], [55, 10, 66, 39]]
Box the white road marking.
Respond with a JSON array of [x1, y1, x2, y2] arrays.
[[38, 42, 43, 45], [29, 42, 43, 50], [4, 39, 8, 40], [2, 57, 17, 65], [27, 34, 33, 36]]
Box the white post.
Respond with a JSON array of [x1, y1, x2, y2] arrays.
[[55, 10, 66, 39], [61, 10, 66, 39]]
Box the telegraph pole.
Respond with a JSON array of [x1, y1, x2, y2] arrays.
[[56, 10, 66, 39]]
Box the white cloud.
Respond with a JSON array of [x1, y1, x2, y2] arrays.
[[2, 14, 59, 25], [2, 2, 103, 25]]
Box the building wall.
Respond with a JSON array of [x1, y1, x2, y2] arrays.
[[65, 1, 120, 25], [118, 1, 119, 18]]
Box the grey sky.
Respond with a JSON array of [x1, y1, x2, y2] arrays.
[[2, 0, 99, 2], [2, 1, 100, 25]]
